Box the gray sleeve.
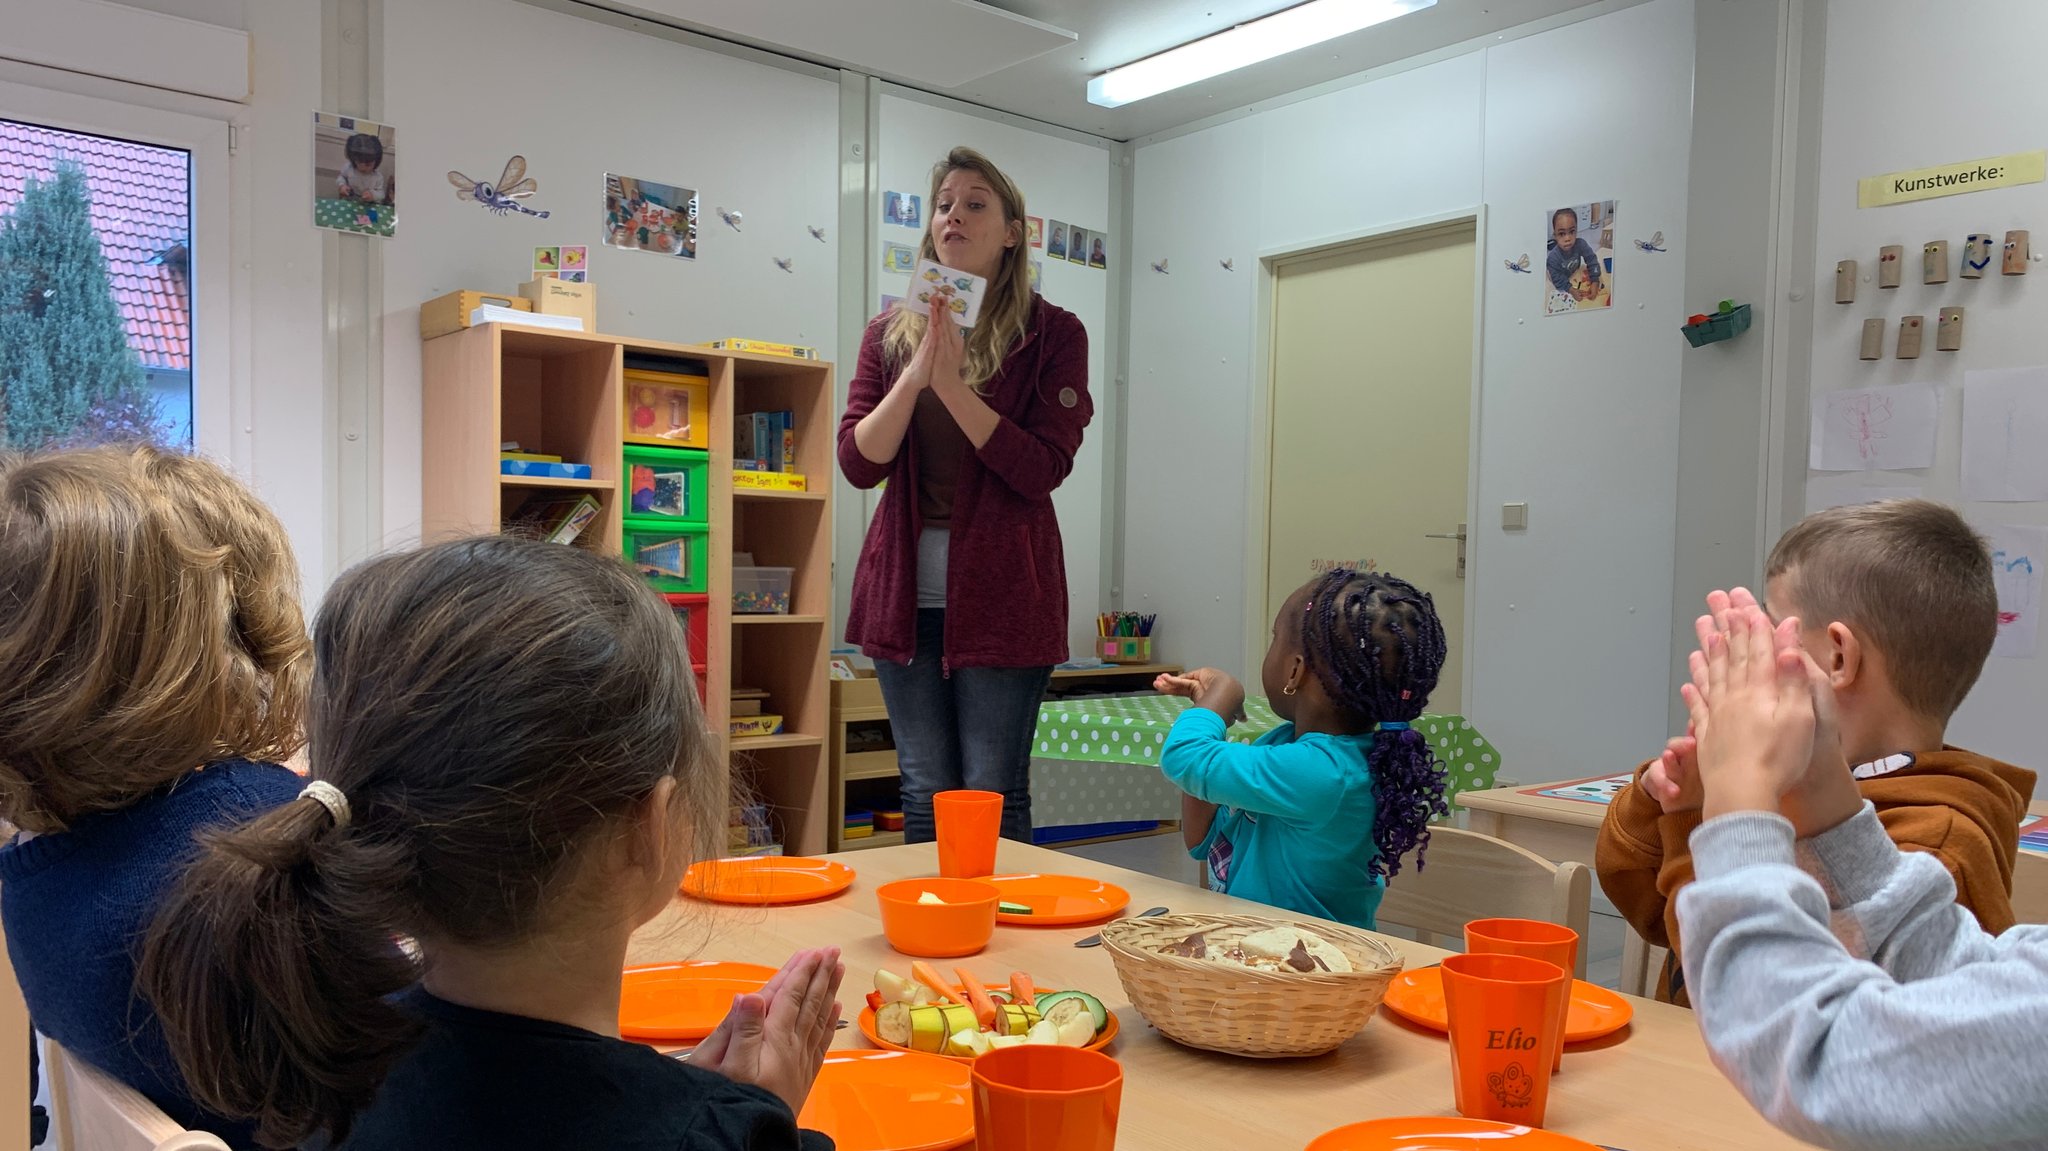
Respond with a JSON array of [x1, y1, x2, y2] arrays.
[[1677, 809, 2048, 1151]]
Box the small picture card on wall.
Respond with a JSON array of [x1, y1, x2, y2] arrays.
[[883, 191, 922, 229], [1087, 230, 1107, 269], [903, 259, 987, 327], [1067, 227, 1091, 265], [1046, 220, 1069, 260], [882, 242, 917, 273], [1543, 200, 1615, 315], [1027, 216, 1043, 248]]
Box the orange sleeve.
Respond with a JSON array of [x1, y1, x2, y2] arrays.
[[1594, 761, 1704, 952], [1879, 805, 2018, 936]]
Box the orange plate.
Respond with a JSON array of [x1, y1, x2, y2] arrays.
[[619, 961, 776, 1042], [680, 856, 855, 905], [857, 984, 1121, 1064], [796, 1049, 973, 1151], [1307, 1117, 1605, 1151], [984, 874, 1130, 926], [1379, 967, 1633, 1043]]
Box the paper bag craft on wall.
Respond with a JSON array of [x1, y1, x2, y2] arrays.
[[1836, 260, 1857, 304], [1897, 315, 1924, 359], [1924, 241, 1949, 284], [1878, 244, 1903, 288], [2004, 229, 2030, 275], [1860, 318, 1886, 360], [1964, 233, 1995, 277], [1938, 306, 1965, 351]]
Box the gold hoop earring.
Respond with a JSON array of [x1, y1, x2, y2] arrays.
[[1282, 683, 1297, 697]]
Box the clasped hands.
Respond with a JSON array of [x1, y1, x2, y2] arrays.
[[1156, 668, 1247, 725], [1639, 588, 1860, 834]]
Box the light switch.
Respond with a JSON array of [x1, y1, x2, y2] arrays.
[[1502, 502, 1528, 531]]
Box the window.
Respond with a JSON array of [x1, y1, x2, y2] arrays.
[[0, 116, 193, 448]]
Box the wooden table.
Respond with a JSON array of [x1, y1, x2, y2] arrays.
[[1462, 781, 2048, 926], [632, 840, 1811, 1151]]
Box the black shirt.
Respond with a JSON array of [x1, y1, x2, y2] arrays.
[[340, 991, 834, 1151]]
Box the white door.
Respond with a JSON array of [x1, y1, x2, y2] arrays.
[[1264, 222, 1476, 711]]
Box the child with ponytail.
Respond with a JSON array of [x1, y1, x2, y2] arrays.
[[0, 445, 310, 1146], [1155, 569, 1451, 929], [141, 535, 841, 1150]]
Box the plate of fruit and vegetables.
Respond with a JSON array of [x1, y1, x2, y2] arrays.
[[856, 960, 1118, 1062]]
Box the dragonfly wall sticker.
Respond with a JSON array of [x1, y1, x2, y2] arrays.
[[1505, 253, 1533, 273], [447, 156, 549, 218]]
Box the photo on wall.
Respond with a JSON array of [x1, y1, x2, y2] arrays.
[[1544, 199, 1615, 315], [884, 191, 922, 229], [1068, 227, 1090, 265], [1026, 216, 1043, 248], [1046, 220, 1068, 261], [1088, 230, 1107, 270], [605, 173, 697, 259], [313, 112, 396, 237]]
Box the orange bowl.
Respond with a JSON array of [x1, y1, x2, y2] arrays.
[[876, 877, 1000, 958]]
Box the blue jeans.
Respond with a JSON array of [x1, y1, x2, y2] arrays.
[[875, 609, 1051, 844]]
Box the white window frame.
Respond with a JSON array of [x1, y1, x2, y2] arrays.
[[0, 65, 238, 466]]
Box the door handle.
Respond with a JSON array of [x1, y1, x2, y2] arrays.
[[1424, 524, 1468, 579]]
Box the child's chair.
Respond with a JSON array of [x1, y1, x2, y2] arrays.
[[1618, 930, 1672, 999], [43, 1039, 230, 1151], [1375, 826, 1592, 978]]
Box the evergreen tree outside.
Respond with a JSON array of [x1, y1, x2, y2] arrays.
[[0, 160, 166, 450]]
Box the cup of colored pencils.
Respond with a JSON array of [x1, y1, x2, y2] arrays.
[[1097, 613, 1155, 664]]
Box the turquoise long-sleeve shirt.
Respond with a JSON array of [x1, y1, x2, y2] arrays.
[[1161, 707, 1383, 929]]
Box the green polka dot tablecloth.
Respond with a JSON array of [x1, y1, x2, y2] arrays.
[[1026, 694, 1501, 828], [315, 197, 396, 237]]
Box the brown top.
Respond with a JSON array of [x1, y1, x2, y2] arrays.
[[1595, 746, 2038, 1006], [911, 387, 970, 526]]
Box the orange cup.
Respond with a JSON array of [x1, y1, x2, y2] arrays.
[[971, 1043, 1122, 1151], [934, 789, 1004, 878], [1464, 918, 1580, 1072], [875, 876, 999, 958], [1439, 952, 1568, 1127]]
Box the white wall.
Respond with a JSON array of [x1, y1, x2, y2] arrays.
[[864, 92, 1112, 663], [380, 0, 841, 547], [1127, 0, 1699, 781], [1805, 0, 2048, 772]]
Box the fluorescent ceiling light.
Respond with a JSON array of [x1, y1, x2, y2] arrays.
[[1087, 0, 1436, 108]]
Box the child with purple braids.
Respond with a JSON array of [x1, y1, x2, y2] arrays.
[[1153, 570, 1450, 929]]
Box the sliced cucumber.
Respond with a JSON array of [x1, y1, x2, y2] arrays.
[[997, 900, 1033, 915], [1034, 990, 1108, 1032]]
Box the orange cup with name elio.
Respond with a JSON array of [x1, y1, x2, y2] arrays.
[[971, 1044, 1123, 1151], [934, 789, 1004, 878], [1439, 952, 1569, 1128], [1464, 918, 1579, 1072]]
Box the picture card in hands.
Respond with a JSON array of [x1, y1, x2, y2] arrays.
[[904, 259, 986, 328]]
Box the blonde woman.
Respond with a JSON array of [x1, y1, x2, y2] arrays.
[[838, 146, 1093, 844]]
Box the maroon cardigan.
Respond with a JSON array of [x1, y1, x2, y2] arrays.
[[837, 296, 1093, 668]]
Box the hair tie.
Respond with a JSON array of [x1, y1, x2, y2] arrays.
[[300, 780, 352, 829], [1376, 721, 1410, 732]]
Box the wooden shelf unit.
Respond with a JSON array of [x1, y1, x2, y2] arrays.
[[422, 322, 834, 855]]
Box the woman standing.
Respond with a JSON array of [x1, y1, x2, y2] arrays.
[[838, 147, 1092, 845]]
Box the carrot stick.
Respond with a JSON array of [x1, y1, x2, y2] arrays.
[[911, 960, 966, 1006], [956, 969, 998, 1031], [1009, 971, 1035, 1005]]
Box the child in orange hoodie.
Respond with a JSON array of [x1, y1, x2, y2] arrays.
[[1597, 499, 2035, 1005]]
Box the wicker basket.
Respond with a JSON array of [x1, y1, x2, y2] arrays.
[[1099, 912, 1404, 1058]]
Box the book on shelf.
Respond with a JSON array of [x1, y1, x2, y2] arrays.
[[505, 494, 602, 545], [733, 409, 797, 472]]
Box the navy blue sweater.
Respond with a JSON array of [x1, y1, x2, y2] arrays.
[[1, 760, 300, 1147]]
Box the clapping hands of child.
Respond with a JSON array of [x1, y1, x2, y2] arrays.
[[690, 946, 845, 1114], [1155, 668, 1246, 725], [1644, 588, 1860, 833]]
